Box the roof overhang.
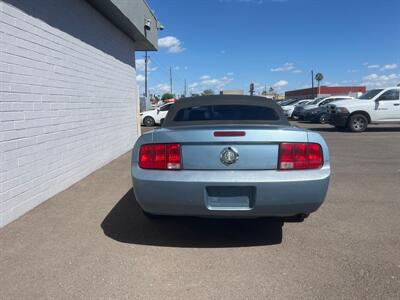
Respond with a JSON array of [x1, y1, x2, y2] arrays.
[[86, 0, 158, 51]]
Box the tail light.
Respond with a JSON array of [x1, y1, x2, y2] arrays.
[[278, 143, 323, 170], [139, 143, 182, 170]]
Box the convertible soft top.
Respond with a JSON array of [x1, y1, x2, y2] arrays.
[[163, 95, 289, 127]]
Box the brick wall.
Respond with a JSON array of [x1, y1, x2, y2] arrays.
[[0, 0, 139, 227]]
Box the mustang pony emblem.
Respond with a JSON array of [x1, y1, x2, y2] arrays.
[[220, 147, 239, 165]]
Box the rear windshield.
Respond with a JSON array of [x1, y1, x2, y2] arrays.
[[173, 105, 280, 122]]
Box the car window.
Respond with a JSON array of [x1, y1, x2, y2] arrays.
[[378, 89, 400, 101], [319, 99, 332, 106], [159, 104, 172, 111], [174, 105, 280, 122], [359, 89, 384, 100]]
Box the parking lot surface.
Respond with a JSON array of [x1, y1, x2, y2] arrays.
[[1, 122, 400, 299]]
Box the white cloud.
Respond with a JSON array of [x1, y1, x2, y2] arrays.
[[188, 82, 199, 89], [200, 75, 211, 80], [136, 74, 145, 82], [292, 69, 303, 73], [150, 83, 171, 95], [227, 72, 234, 76], [273, 80, 288, 88], [363, 62, 369, 66], [361, 73, 399, 88], [271, 62, 295, 72], [135, 59, 158, 72], [189, 74, 235, 93], [367, 64, 380, 69], [380, 64, 398, 71], [347, 69, 358, 73], [136, 59, 145, 71], [158, 36, 185, 53]]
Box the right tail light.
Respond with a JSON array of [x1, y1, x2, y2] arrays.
[[278, 143, 323, 170]]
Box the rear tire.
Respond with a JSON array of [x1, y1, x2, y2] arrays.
[[284, 213, 310, 222], [294, 213, 309, 222], [143, 116, 155, 127], [347, 114, 368, 132]]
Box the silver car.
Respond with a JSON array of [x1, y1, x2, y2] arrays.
[[131, 96, 330, 221]]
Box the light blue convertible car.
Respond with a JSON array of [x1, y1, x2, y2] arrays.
[[132, 96, 330, 221]]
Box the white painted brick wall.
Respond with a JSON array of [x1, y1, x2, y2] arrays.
[[0, 0, 140, 227]]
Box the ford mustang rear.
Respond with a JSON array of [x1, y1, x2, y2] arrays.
[[131, 96, 330, 220]]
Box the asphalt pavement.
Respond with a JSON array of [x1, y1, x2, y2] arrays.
[[1, 122, 400, 299]]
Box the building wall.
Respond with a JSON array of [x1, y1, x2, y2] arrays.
[[285, 86, 366, 99], [0, 0, 139, 227]]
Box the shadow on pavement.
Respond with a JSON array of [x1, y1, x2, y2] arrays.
[[101, 189, 283, 248]]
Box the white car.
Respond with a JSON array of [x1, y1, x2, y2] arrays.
[[282, 99, 312, 118], [140, 103, 174, 127], [329, 87, 400, 132]]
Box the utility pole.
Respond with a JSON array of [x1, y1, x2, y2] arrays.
[[169, 66, 173, 94], [144, 52, 148, 98], [184, 79, 187, 97], [311, 70, 314, 99]]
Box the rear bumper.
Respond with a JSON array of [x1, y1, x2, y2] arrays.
[[131, 166, 330, 217], [329, 113, 349, 127]]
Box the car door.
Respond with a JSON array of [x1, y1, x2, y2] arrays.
[[374, 89, 400, 121]]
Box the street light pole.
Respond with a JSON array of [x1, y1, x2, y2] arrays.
[[311, 70, 314, 99], [144, 51, 148, 98]]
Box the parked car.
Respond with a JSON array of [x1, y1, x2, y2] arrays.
[[302, 106, 331, 123], [293, 96, 354, 120], [282, 99, 312, 119], [140, 103, 174, 126], [328, 87, 400, 132], [278, 99, 297, 106], [132, 95, 331, 221]]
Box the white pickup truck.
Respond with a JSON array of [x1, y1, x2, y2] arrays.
[[328, 87, 400, 132]]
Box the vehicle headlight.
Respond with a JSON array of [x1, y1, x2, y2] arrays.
[[335, 107, 349, 113]]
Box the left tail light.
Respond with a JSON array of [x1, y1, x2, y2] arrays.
[[139, 143, 182, 170]]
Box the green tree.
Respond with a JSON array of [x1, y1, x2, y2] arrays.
[[191, 93, 200, 97], [201, 89, 215, 96], [161, 93, 175, 101]]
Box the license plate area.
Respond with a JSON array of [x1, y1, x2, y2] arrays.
[[206, 186, 255, 210]]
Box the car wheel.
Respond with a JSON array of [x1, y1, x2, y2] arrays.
[[319, 114, 328, 124], [143, 116, 155, 127], [347, 114, 368, 132]]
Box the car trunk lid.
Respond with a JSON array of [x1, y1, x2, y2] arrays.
[[152, 125, 308, 170]]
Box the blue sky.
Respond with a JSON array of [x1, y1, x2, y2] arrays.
[[137, 0, 400, 96]]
